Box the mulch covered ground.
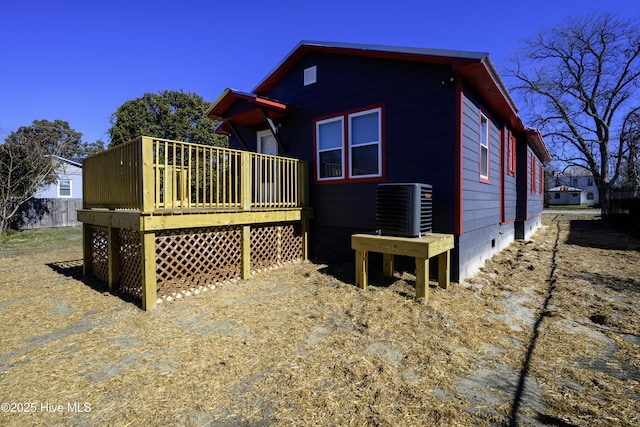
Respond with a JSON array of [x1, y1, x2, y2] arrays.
[[0, 213, 638, 426]]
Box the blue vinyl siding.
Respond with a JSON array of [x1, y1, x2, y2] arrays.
[[223, 46, 547, 281], [526, 147, 545, 219], [252, 52, 458, 260], [456, 91, 514, 280], [460, 92, 501, 234]]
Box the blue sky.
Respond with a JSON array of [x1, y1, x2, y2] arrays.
[[1, 0, 638, 145]]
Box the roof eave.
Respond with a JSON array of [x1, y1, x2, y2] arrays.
[[253, 40, 487, 94]]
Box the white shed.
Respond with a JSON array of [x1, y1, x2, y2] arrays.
[[548, 186, 584, 205]]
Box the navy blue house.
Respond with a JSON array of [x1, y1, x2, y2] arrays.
[[208, 41, 550, 282]]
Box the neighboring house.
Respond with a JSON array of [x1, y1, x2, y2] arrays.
[[548, 186, 584, 205], [208, 41, 551, 282], [16, 156, 83, 229], [548, 166, 599, 206], [548, 166, 600, 206]]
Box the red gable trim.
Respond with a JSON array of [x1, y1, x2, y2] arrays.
[[207, 88, 291, 121], [525, 128, 551, 163], [207, 88, 293, 134], [254, 41, 485, 95]]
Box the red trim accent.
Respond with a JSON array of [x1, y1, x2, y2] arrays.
[[208, 88, 293, 134], [312, 103, 386, 185], [254, 97, 287, 109], [454, 78, 463, 236]]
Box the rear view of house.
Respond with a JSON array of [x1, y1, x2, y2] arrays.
[[209, 41, 550, 282]]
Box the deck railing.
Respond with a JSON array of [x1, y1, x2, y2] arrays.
[[83, 136, 309, 213]]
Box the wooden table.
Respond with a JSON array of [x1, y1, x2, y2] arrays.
[[351, 233, 455, 300]]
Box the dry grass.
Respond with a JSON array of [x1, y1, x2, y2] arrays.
[[0, 215, 638, 426]]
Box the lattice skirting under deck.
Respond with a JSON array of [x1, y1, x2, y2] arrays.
[[87, 222, 304, 305], [89, 225, 109, 282]]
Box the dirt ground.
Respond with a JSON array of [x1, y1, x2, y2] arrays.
[[0, 213, 638, 426]]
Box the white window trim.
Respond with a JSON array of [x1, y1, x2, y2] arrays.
[[480, 114, 490, 181], [58, 179, 72, 198], [348, 107, 382, 179], [315, 116, 345, 181]]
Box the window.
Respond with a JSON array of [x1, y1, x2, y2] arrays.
[[508, 132, 516, 175], [587, 192, 594, 200], [349, 109, 381, 177], [539, 164, 544, 194], [59, 180, 71, 197], [315, 106, 383, 182], [531, 156, 536, 193], [316, 117, 344, 179], [503, 127, 516, 176], [587, 177, 594, 186], [480, 114, 489, 182], [554, 193, 560, 199]]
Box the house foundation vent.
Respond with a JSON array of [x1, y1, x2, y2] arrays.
[[376, 183, 432, 237]]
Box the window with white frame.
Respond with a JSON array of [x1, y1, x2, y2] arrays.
[[315, 106, 383, 182], [316, 117, 344, 179], [505, 128, 516, 176], [480, 114, 489, 181], [58, 179, 71, 197], [539, 164, 544, 193], [349, 109, 381, 177], [531, 156, 537, 193]]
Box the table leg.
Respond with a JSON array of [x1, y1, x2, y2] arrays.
[[355, 249, 368, 290], [382, 253, 394, 277], [415, 257, 429, 300], [437, 250, 450, 289]]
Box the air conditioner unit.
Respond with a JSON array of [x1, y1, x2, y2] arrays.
[[376, 183, 432, 237]]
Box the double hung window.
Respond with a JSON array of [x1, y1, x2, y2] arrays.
[[58, 180, 71, 197], [480, 114, 490, 182], [315, 106, 383, 182], [505, 129, 516, 176]]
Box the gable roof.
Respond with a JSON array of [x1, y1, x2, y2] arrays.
[[211, 40, 551, 163], [208, 88, 293, 134], [549, 186, 584, 192], [253, 41, 520, 119], [53, 155, 82, 168]]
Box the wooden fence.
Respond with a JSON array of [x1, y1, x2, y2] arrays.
[[13, 198, 82, 229], [610, 189, 640, 218]]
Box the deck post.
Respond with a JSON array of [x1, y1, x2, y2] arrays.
[[382, 253, 394, 277], [437, 251, 450, 289], [140, 136, 155, 213], [355, 249, 368, 290], [141, 231, 157, 311], [301, 219, 309, 260], [241, 225, 251, 279], [107, 227, 120, 291], [297, 161, 309, 207], [241, 151, 252, 210], [415, 257, 429, 300], [82, 224, 93, 277]]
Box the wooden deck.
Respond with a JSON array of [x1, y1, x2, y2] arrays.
[[78, 136, 312, 310]]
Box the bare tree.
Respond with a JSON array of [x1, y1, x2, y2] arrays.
[[0, 123, 71, 234], [621, 107, 640, 189], [506, 12, 640, 215]]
